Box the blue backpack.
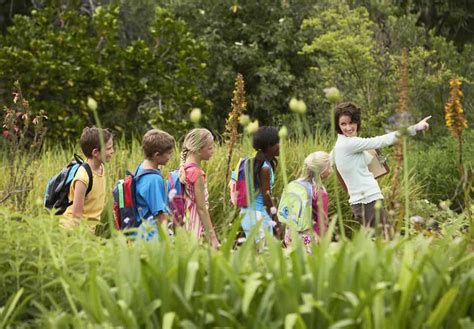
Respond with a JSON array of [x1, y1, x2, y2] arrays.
[[44, 154, 93, 215]]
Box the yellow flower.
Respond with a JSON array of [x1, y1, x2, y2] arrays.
[[323, 87, 341, 103], [239, 114, 250, 127], [278, 126, 288, 139], [289, 97, 307, 114], [444, 78, 468, 138], [87, 97, 98, 111], [190, 108, 202, 123], [246, 120, 259, 134]]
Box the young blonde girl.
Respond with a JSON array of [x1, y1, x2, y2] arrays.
[[284, 151, 332, 248], [180, 128, 220, 248]]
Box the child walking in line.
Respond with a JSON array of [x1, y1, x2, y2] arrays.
[[134, 129, 175, 240], [281, 151, 332, 249], [241, 126, 281, 242], [180, 128, 220, 248], [60, 127, 114, 233]]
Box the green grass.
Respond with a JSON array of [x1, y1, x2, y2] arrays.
[[0, 210, 472, 327]]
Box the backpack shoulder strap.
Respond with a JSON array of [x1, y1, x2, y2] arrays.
[[135, 168, 161, 180], [296, 180, 313, 199], [81, 163, 94, 196], [74, 153, 93, 196]]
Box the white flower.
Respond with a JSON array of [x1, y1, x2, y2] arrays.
[[87, 97, 98, 111], [269, 220, 277, 228], [246, 120, 259, 134], [237, 237, 247, 244], [278, 126, 288, 139], [289, 98, 307, 114], [168, 188, 177, 200], [190, 108, 202, 123], [410, 215, 424, 224], [289, 98, 299, 111], [239, 114, 251, 127], [270, 206, 277, 215], [323, 87, 341, 103]]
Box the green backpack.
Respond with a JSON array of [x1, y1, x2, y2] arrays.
[[277, 180, 313, 232]]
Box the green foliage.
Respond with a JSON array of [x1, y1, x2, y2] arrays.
[[301, 4, 473, 135], [0, 211, 472, 327], [408, 129, 474, 209], [0, 5, 209, 140], [164, 0, 319, 128]]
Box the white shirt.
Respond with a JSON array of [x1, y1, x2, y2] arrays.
[[332, 132, 398, 205]]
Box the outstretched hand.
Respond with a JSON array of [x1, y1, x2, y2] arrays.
[[414, 115, 432, 132]]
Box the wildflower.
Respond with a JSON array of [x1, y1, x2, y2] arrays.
[[289, 98, 307, 114], [237, 237, 247, 244], [439, 200, 451, 211], [410, 215, 424, 224], [278, 126, 288, 139], [87, 97, 98, 111], [269, 220, 277, 228], [444, 77, 468, 139], [246, 120, 259, 134], [374, 199, 383, 210], [168, 188, 177, 201], [323, 87, 341, 103], [270, 206, 277, 215], [190, 108, 202, 123], [239, 114, 250, 127]]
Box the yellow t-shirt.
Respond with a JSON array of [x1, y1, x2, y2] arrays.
[[61, 164, 106, 231]]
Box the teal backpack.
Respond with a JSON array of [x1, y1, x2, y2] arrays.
[[277, 180, 313, 232]]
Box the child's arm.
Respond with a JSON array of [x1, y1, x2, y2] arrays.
[[259, 167, 274, 216], [70, 181, 87, 219], [155, 212, 168, 226], [259, 167, 282, 238], [194, 175, 219, 248]]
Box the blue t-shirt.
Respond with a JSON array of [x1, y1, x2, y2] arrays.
[[135, 165, 168, 222]]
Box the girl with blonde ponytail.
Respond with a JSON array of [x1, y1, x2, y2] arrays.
[[283, 151, 332, 248], [179, 128, 220, 248]]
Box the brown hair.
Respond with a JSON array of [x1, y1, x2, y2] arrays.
[[142, 129, 175, 159], [80, 126, 113, 158], [334, 102, 361, 134]]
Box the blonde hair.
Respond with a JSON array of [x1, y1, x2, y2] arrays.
[[300, 151, 331, 189], [142, 129, 175, 159], [180, 128, 214, 164]]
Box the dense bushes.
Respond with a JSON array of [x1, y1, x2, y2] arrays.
[[1, 1, 472, 140], [0, 5, 209, 139]]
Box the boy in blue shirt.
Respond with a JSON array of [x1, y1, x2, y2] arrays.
[[135, 129, 175, 239]]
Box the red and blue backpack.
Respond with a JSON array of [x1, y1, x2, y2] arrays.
[[112, 168, 160, 230]]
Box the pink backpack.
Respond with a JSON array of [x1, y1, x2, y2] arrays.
[[167, 163, 197, 225], [229, 157, 251, 208]]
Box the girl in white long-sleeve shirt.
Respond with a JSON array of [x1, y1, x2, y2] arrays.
[[332, 102, 431, 228]]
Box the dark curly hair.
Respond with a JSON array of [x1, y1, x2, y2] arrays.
[[334, 102, 361, 134], [252, 126, 279, 187]]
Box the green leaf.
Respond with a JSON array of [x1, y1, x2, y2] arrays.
[[163, 312, 176, 329], [242, 273, 262, 316], [427, 288, 458, 329]]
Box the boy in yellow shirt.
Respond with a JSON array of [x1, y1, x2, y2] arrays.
[[60, 127, 114, 232]]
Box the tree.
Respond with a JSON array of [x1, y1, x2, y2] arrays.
[[0, 5, 209, 139]]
